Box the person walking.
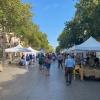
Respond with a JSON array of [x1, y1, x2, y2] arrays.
[[29, 54, 33, 65], [52, 53, 56, 62], [38, 53, 45, 70], [44, 54, 51, 76], [25, 54, 30, 70], [57, 53, 63, 69], [65, 55, 75, 85]]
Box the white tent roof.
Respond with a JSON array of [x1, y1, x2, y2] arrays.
[[76, 36, 100, 51], [25, 47, 39, 56], [5, 44, 23, 52], [28, 47, 39, 53], [67, 45, 78, 51], [5, 44, 31, 52], [14, 44, 23, 49], [17, 48, 32, 52]]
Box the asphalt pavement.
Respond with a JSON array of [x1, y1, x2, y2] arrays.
[[0, 62, 100, 100]]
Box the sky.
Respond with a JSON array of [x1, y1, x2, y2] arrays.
[[22, 0, 77, 48]]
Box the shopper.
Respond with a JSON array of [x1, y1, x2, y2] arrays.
[[65, 55, 75, 85], [57, 53, 63, 69], [45, 54, 51, 76], [38, 53, 45, 70]]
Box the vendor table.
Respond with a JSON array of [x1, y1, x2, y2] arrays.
[[74, 65, 100, 80]]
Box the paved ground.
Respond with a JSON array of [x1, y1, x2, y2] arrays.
[[0, 62, 100, 100]]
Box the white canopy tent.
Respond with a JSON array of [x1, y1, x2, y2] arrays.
[[67, 45, 81, 54], [5, 44, 31, 52], [67, 36, 100, 57], [5, 44, 23, 52], [17, 48, 32, 52], [68, 45, 77, 51], [27, 47, 40, 56], [67, 37, 100, 80], [75, 36, 100, 51], [28, 47, 39, 53]]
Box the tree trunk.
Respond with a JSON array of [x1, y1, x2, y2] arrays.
[[0, 31, 6, 72]]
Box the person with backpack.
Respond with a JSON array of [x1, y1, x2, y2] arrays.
[[38, 53, 45, 70]]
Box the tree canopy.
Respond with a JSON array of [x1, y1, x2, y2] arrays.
[[57, 0, 100, 51], [0, 0, 53, 51]]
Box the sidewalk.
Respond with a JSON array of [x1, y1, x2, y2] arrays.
[[0, 65, 27, 83]]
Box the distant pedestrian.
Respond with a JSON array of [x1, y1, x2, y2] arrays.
[[32, 54, 35, 63], [38, 53, 45, 70], [19, 54, 25, 66], [25, 54, 30, 69], [45, 55, 51, 76], [29, 54, 33, 65], [65, 55, 75, 85], [57, 53, 63, 69], [52, 53, 56, 62]]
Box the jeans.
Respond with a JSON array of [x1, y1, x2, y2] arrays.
[[58, 60, 63, 69], [65, 67, 73, 84]]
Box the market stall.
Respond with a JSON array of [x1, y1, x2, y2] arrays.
[[5, 44, 31, 53], [75, 36, 100, 51], [5, 44, 23, 52], [69, 37, 100, 80], [5, 44, 32, 65], [27, 47, 39, 57]]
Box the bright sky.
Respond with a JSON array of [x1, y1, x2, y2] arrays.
[[22, 0, 77, 48]]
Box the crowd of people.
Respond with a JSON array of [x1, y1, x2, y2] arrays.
[[19, 54, 35, 66], [18, 52, 100, 86], [38, 52, 100, 85], [37, 53, 76, 85]]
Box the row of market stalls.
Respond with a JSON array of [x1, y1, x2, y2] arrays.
[[5, 44, 39, 56], [67, 36, 100, 52], [4, 44, 40, 65], [64, 36, 100, 80]]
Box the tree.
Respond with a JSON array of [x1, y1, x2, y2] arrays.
[[0, 0, 51, 50], [0, 0, 32, 32], [57, 0, 100, 50], [0, 0, 52, 70]]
